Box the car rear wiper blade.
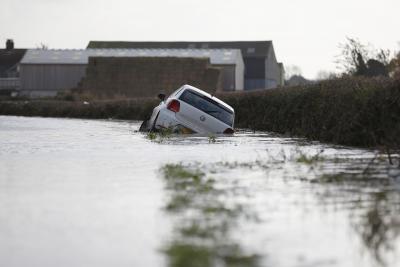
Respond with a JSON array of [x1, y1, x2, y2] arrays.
[[204, 110, 220, 113]]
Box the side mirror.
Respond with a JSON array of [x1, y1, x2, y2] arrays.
[[158, 93, 166, 101]]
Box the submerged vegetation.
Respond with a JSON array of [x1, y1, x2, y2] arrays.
[[295, 149, 326, 164], [145, 127, 174, 142], [208, 135, 216, 143], [160, 163, 261, 267], [146, 131, 158, 141]]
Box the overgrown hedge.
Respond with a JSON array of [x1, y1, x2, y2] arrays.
[[0, 98, 159, 121], [218, 77, 400, 148], [0, 77, 399, 148]]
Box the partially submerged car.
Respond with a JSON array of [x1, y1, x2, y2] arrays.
[[140, 85, 235, 134]]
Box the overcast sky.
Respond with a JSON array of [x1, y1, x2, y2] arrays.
[[1, 0, 399, 78]]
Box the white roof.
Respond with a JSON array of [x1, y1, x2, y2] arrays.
[[20, 48, 242, 65]]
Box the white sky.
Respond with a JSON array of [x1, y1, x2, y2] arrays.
[[1, 0, 399, 79]]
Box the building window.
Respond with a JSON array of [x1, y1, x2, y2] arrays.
[[247, 47, 255, 53]]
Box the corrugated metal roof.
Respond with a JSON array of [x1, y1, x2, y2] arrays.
[[0, 49, 27, 75], [87, 41, 272, 57], [20, 49, 242, 65]]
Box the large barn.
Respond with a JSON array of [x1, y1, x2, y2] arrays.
[[88, 41, 284, 90], [19, 48, 244, 97]]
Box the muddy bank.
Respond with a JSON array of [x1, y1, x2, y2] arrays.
[[1, 77, 399, 148]]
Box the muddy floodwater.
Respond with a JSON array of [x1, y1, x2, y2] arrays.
[[1, 116, 400, 267]]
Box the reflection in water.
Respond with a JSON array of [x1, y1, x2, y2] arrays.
[[160, 164, 261, 267], [356, 192, 400, 266], [160, 148, 400, 267], [305, 155, 400, 267]]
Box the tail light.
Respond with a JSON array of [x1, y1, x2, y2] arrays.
[[223, 128, 234, 134], [167, 100, 180, 113]]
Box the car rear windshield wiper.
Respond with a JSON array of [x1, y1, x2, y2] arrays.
[[204, 110, 220, 113]]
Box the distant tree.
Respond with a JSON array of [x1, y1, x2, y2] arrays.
[[375, 48, 392, 66], [316, 70, 338, 81], [284, 65, 302, 80], [366, 59, 387, 77], [286, 75, 312, 86], [36, 43, 49, 50], [388, 51, 400, 80], [336, 37, 390, 77], [336, 37, 369, 75]]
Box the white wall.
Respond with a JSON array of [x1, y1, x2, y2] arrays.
[[235, 55, 244, 91]]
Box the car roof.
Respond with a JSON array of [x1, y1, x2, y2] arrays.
[[180, 85, 234, 113]]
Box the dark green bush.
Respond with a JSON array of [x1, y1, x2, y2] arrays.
[[218, 77, 400, 148], [0, 98, 159, 121]]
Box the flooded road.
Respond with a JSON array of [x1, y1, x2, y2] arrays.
[[1, 116, 399, 267]]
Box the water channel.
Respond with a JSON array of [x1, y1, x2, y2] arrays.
[[0, 116, 399, 267]]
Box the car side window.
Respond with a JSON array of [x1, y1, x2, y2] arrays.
[[179, 90, 233, 126]]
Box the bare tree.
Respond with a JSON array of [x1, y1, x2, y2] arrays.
[[336, 37, 391, 77], [376, 49, 391, 66], [336, 37, 371, 75], [389, 51, 400, 79], [36, 43, 49, 50]]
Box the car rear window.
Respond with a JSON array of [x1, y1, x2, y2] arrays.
[[179, 90, 234, 126]]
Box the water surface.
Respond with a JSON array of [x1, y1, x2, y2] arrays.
[[0, 116, 399, 267]]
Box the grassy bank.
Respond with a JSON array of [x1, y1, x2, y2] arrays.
[[0, 77, 399, 148], [219, 77, 400, 148]]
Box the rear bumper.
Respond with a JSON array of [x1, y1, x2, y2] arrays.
[[154, 110, 179, 128]]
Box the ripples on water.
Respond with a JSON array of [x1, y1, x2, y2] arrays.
[[0, 116, 399, 267]]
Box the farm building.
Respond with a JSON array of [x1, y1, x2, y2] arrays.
[[88, 40, 284, 90], [0, 40, 26, 95], [19, 48, 244, 97]]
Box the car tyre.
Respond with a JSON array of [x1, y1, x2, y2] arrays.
[[139, 120, 149, 132], [150, 111, 160, 132]]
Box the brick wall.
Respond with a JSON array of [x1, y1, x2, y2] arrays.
[[76, 57, 222, 98]]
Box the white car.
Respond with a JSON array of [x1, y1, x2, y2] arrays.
[[140, 85, 235, 134]]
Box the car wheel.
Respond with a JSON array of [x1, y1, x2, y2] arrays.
[[139, 120, 149, 132], [151, 111, 160, 131]]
